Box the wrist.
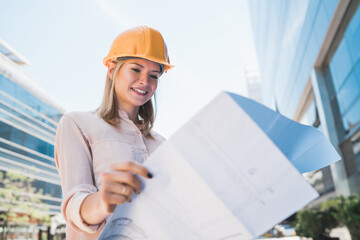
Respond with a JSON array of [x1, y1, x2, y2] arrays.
[[80, 192, 109, 225]]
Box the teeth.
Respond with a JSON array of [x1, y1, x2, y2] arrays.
[[132, 88, 147, 94]]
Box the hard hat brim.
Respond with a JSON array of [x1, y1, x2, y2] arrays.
[[103, 55, 174, 73]]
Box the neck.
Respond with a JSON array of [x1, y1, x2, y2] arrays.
[[118, 105, 140, 123]]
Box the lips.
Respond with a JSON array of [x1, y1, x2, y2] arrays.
[[131, 87, 148, 96]]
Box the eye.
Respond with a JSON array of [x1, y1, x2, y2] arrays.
[[132, 68, 140, 73], [150, 75, 159, 80]]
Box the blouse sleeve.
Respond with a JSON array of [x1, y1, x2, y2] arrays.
[[55, 114, 106, 233]]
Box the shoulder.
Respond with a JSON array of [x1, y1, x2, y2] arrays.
[[59, 110, 125, 144], [59, 110, 102, 129], [150, 130, 166, 143], [143, 130, 166, 150], [57, 111, 101, 136], [62, 110, 99, 124]]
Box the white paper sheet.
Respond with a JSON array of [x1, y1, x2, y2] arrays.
[[98, 92, 335, 239], [100, 142, 253, 240]]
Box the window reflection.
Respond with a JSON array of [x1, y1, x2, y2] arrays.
[[329, 6, 360, 131], [0, 113, 55, 157]]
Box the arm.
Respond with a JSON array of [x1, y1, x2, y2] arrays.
[[56, 114, 153, 231], [55, 114, 104, 233]]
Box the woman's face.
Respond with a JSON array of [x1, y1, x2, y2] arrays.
[[111, 58, 161, 113]]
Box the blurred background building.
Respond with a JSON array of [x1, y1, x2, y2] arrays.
[[0, 38, 64, 223], [248, 0, 360, 206], [245, 66, 263, 104]]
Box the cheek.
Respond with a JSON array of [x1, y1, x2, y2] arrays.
[[150, 81, 158, 92], [115, 70, 134, 87], [114, 75, 130, 92], [113, 80, 121, 94], [113, 79, 127, 100]]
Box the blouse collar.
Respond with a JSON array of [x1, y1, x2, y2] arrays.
[[117, 109, 145, 130], [117, 109, 130, 120]]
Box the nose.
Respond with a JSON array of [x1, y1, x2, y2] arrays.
[[138, 73, 150, 85]]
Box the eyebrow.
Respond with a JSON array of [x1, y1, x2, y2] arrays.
[[130, 63, 161, 73]]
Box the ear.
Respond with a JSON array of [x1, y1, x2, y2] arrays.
[[107, 61, 116, 80]]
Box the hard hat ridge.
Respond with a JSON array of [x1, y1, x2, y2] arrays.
[[103, 26, 174, 73]]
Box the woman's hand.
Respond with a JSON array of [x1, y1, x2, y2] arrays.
[[80, 161, 152, 225], [100, 161, 152, 213]]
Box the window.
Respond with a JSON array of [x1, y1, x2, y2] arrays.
[[329, 6, 360, 131]]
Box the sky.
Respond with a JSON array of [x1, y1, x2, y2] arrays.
[[0, 0, 258, 138]]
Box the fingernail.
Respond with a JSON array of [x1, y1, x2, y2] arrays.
[[147, 173, 153, 178]]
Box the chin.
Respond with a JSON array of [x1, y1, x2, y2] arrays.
[[135, 98, 151, 106], [132, 101, 148, 107]]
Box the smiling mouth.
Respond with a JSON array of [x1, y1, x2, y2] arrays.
[[131, 87, 148, 96]]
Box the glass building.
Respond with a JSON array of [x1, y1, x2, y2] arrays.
[[245, 67, 263, 104], [0, 38, 64, 215], [248, 0, 360, 204]]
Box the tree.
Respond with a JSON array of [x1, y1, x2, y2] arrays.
[[294, 208, 337, 240], [295, 195, 360, 240], [321, 195, 360, 240], [0, 170, 51, 239]]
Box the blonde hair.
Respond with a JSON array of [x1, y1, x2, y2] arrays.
[[97, 58, 163, 138]]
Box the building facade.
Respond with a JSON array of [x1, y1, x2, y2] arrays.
[[248, 0, 360, 204], [0, 38, 64, 216], [245, 67, 263, 104]]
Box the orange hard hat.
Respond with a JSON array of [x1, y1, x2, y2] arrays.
[[103, 26, 174, 73]]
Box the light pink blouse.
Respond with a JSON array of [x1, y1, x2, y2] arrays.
[[55, 110, 165, 240]]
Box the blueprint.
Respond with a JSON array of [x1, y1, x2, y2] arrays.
[[99, 91, 340, 239], [228, 93, 341, 173]]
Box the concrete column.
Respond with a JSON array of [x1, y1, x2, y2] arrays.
[[311, 68, 350, 196]]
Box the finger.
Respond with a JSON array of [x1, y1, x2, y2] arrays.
[[122, 184, 133, 202], [103, 193, 127, 206], [110, 161, 153, 179], [102, 172, 142, 195], [102, 182, 135, 201]]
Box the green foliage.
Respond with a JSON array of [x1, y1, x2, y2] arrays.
[[321, 195, 360, 239], [295, 208, 337, 239], [0, 170, 51, 235], [295, 195, 360, 240]]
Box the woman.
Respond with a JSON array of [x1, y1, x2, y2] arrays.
[[55, 26, 174, 239]]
